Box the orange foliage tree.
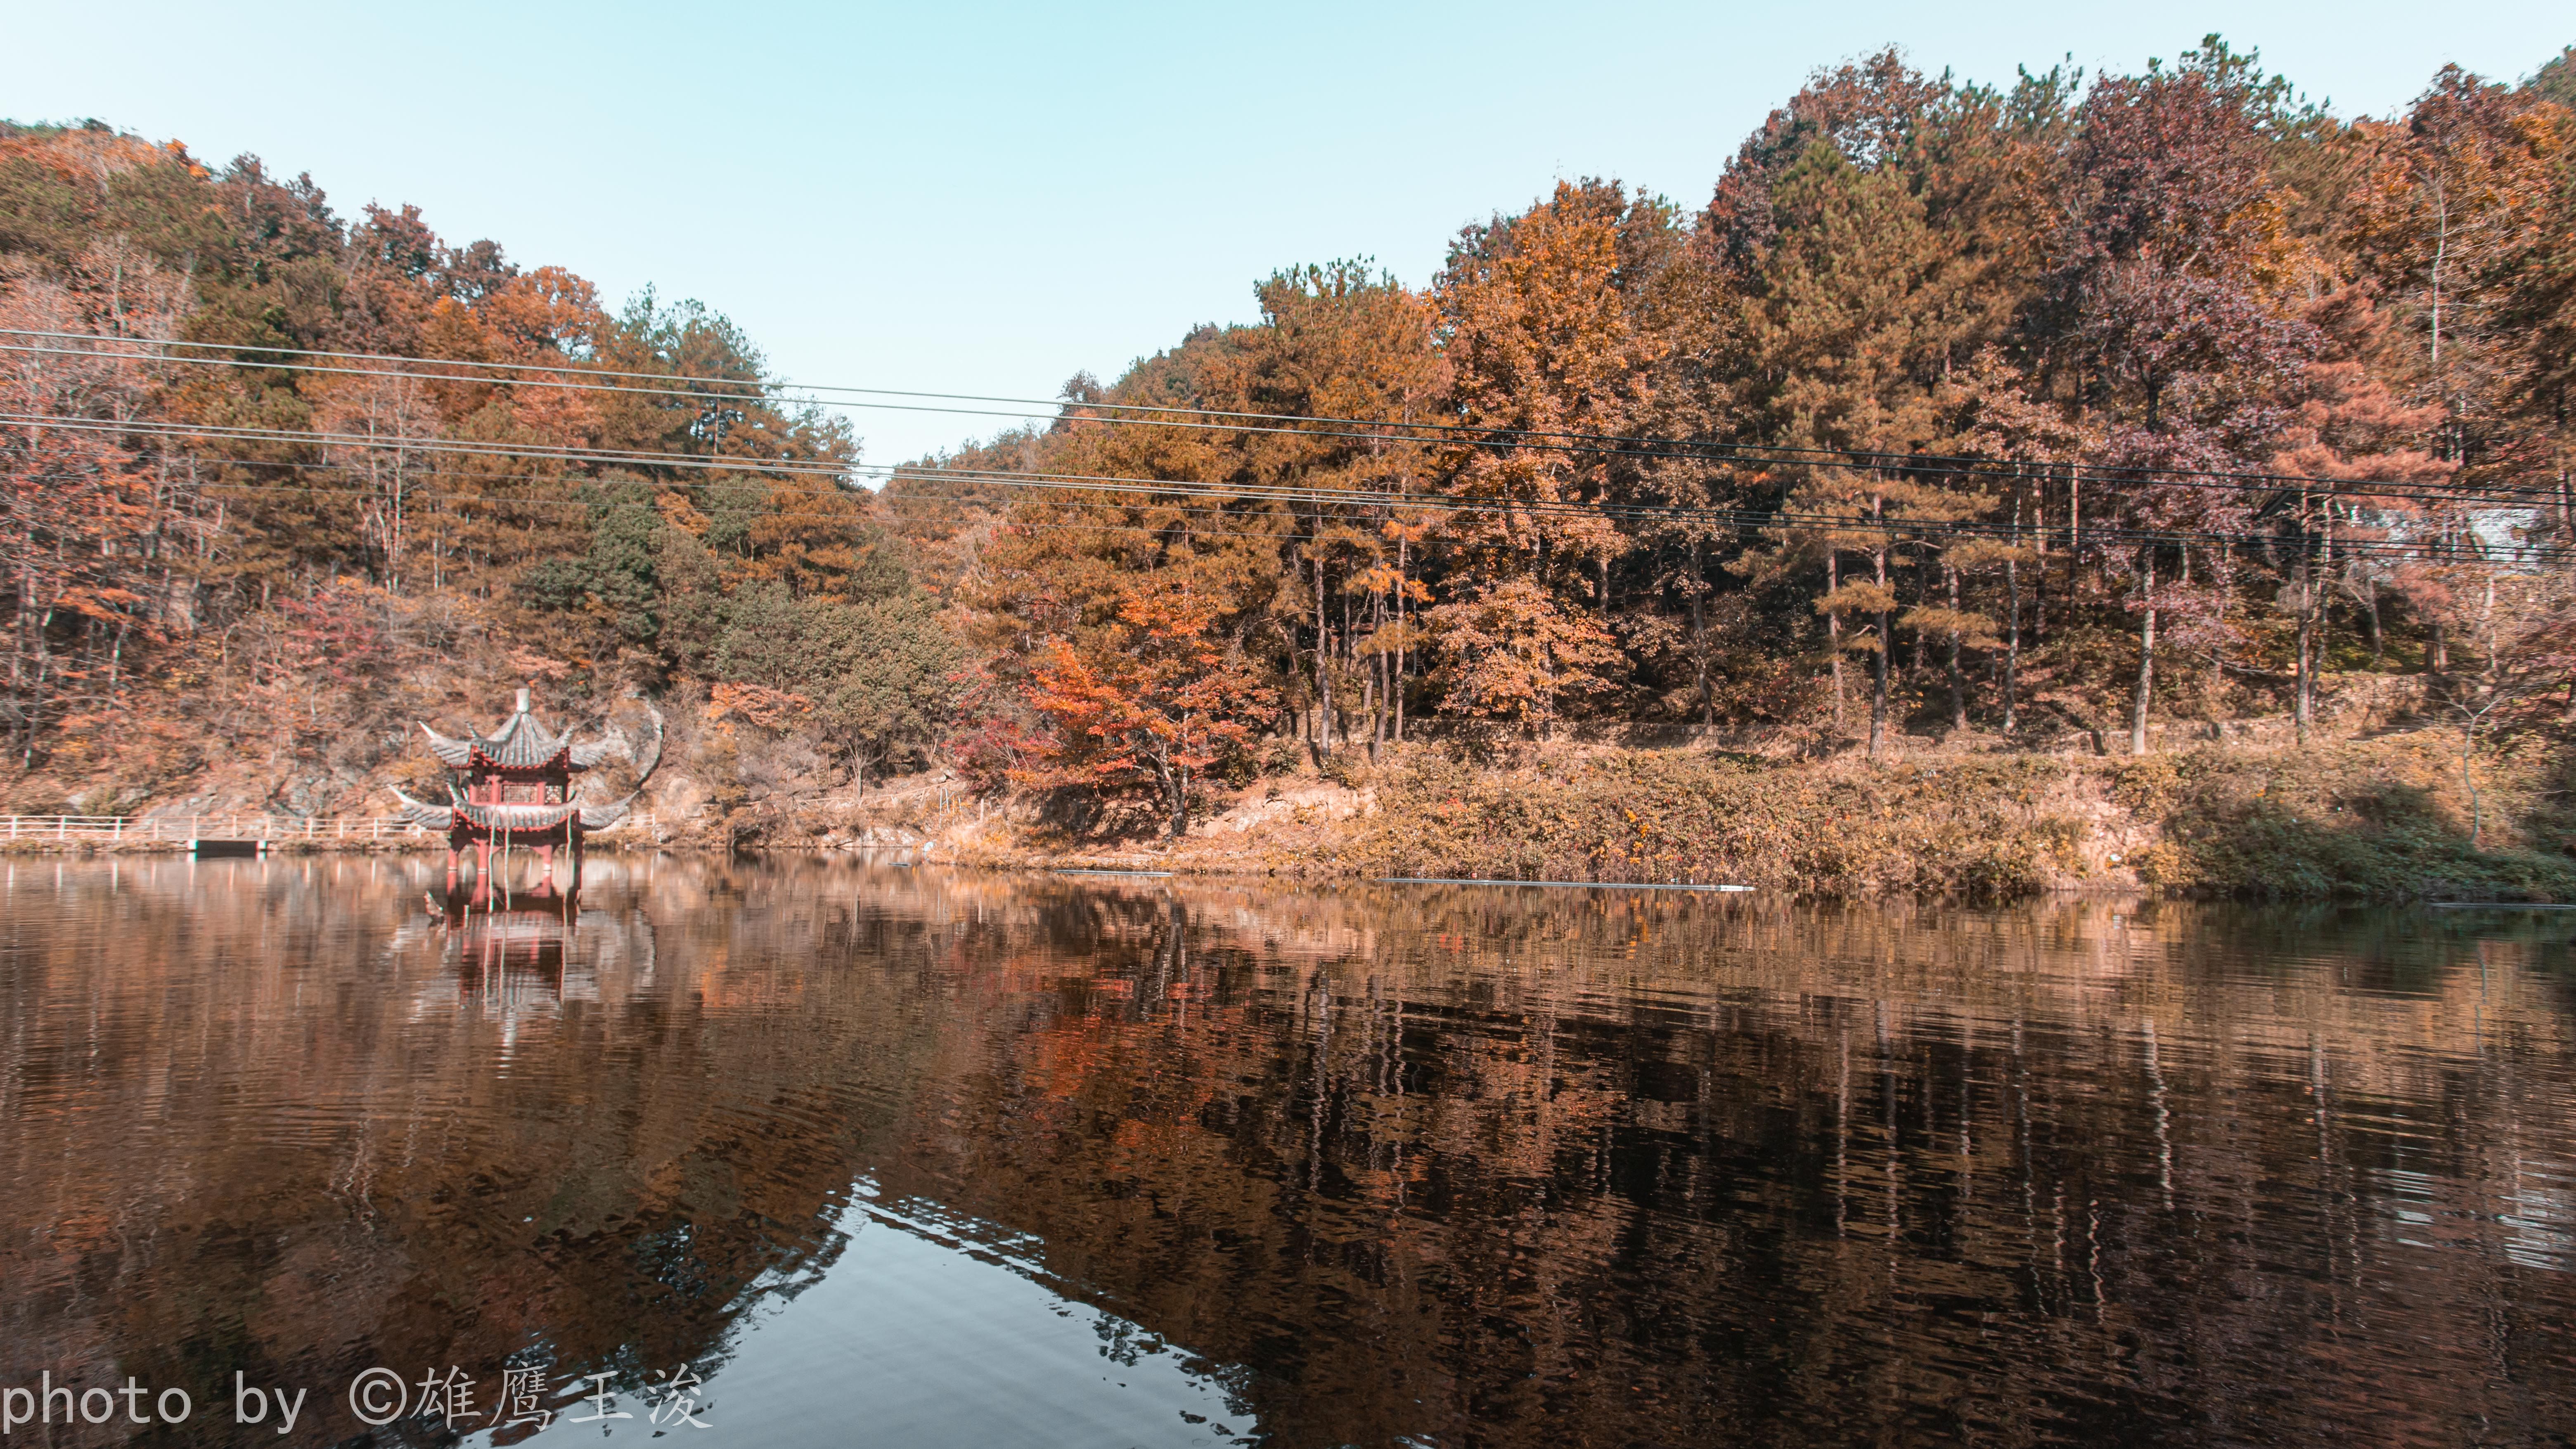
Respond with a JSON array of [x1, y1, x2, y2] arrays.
[[0, 239, 197, 765], [1428, 180, 1681, 730], [1019, 581, 1275, 838]]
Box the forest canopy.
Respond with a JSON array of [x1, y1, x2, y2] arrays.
[[5, 36, 2574, 835]]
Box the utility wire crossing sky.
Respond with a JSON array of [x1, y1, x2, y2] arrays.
[[6, 327, 2557, 506], [3, 1, 2570, 465]]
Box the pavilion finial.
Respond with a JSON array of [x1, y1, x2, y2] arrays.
[[515, 684, 531, 714]]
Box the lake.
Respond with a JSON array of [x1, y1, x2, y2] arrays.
[[2, 855, 2571, 1446]]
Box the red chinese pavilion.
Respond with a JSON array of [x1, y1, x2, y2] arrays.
[[391, 686, 662, 888]]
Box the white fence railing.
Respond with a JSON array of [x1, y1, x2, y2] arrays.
[[0, 813, 660, 846]]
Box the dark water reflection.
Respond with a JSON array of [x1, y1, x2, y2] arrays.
[[2, 856, 2573, 1447]]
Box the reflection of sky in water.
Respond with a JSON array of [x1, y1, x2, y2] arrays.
[[12, 857, 2576, 1449], [504, 1182, 1256, 1449]]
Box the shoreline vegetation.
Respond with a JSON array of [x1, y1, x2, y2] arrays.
[[24, 722, 2576, 904], [7, 40, 2576, 904]]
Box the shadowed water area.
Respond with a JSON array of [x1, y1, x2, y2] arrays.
[[2, 856, 2573, 1447]]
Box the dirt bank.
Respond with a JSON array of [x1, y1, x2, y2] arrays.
[[938, 732, 2576, 902], [24, 728, 2573, 903]]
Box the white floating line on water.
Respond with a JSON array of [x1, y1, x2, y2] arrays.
[[1056, 869, 1175, 878], [1374, 878, 1752, 893]]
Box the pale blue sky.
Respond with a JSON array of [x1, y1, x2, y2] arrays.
[[4, 2, 2568, 464]]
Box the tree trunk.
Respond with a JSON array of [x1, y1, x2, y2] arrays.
[[2294, 575, 2314, 747], [2208, 545, 2227, 702], [2132, 548, 2156, 755], [1690, 537, 1710, 726], [1908, 547, 1927, 681], [1366, 617, 1382, 764], [1159, 755, 1188, 840], [2430, 182, 2449, 388], [2295, 493, 2315, 746], [2316, 501, 2334, 700], [1343, 586, 1355, 723], [1870, 537, 1889, 760], [2482, 572, 2498, 675], [2004, 485, 2022, 736], [107, 616, 129, 701], [1393, 527, 1406, 743], [1371, 592, 1387, 759], [1827, 549, 1844, 732], [1946, 562, 1966, 734], [2067, 466, 2081, 579], [2031, 468, 2049, 644], [2462, 718, 2483, 848], [1314, 551, 1332, 751]]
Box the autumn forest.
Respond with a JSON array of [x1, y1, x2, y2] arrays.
[[6, 38, 2576, 886]]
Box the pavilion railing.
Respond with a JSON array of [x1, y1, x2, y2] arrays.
[[0, 814, 660, 846]]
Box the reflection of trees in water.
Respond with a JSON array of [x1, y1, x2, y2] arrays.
[[0, 856, 889, 1447], [0, 858, 2571, 1447], [869, 880, 2576, 1448]]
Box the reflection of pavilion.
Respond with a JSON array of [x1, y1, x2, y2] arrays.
[[395, 867, 660, 1011], [389, 686, 661, 901], [454, 895, 577, 1007], [428, 870, 579, 924]]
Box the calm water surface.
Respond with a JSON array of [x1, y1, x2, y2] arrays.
[[2, 856, 2573, 1447]]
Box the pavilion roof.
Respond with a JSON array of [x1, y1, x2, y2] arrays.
[[420, 694, 622, 772], [390, 699, 663, 835], [387, 788, 649, 835]]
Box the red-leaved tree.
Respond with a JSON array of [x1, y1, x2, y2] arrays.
[[1018, 582, 1276, 838]]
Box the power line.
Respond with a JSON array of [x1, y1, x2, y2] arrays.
[[9, 410, 2553, 542], [177, 479, 1321, 548], [31, 420, 2553, 563], [3, 327, 2550, 507], [0, 410, 854, 478], [0, 339, 1066, 430], [12, 409, 2554, 562], [172, 478, 2553, 564]]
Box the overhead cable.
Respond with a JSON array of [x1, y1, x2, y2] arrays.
[[1, 327, 2544, 505]]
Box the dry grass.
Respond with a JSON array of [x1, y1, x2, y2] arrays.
[[1209, 729, 2576, 901], [1342, 748, 2091, 897]]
